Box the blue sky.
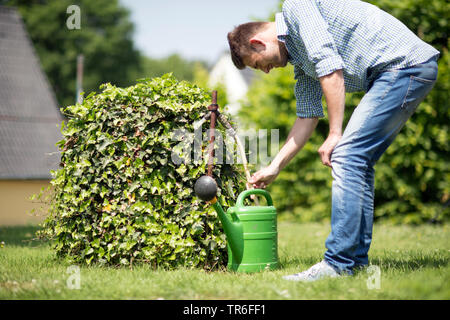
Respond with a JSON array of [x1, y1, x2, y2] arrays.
[[119, 0, 279, 64]]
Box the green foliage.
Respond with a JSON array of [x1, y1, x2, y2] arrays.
[[374, 50, 449, 224], [367, 0, 449, 51], [131, 54, 208, 84], [239, 0, 449, 224], [6, 0, 141, 108], [192, 62, 229, 112], [38, 74, 245, 268], [365, 1, 449, 224]]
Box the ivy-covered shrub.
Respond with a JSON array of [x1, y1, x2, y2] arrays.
[[38, 74, 245, 268]]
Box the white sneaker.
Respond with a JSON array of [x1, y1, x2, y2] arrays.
[[283, 260, 341, 282]]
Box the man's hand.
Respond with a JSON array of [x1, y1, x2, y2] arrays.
[[318, 132, 342, 167], [248, 117, 318, 189], [248, 164, 280, 189]]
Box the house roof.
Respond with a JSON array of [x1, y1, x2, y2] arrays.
[[0, 6, 63, 179]]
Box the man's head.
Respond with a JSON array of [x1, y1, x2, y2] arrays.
[[227, 22, 288, 73]]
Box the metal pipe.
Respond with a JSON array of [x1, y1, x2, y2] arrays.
[[205, 91, 258, 204], [76, 54, 84, 104], [207, 91, 218, 177]]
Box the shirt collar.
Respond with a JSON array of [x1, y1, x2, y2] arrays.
[[275, 12, 293, 63], [275, 12, 288, 41]]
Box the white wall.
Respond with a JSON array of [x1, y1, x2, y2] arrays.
[[208, 53, 249, 115]]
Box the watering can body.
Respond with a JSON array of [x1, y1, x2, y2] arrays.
[[213, 189, 279, 273]]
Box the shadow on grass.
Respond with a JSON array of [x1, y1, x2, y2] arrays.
[[369, 254, 449, 271], [278, 254, 323, 270], [280, 252, 448, 272], [0, 225, 45, 247]]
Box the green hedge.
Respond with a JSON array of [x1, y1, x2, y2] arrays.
[[38, 74, 245, 267]]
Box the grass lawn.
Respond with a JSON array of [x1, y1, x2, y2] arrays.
[[0, 221, 449, 300]]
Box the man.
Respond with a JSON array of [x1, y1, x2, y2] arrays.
[[227, 0, 439, 281]]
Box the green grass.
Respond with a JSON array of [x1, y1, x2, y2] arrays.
[[0, 222, 449, 299]]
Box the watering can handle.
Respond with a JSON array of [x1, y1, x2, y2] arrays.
[[236, 189, 273, 207]]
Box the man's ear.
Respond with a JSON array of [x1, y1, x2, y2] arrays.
[[249, 38, 266, 52]]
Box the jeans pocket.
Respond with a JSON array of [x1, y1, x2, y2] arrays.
[[400, 75, 436, 113], [379, 70, 399, 101]]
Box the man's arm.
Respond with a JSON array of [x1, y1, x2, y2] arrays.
[[318, 69, 345, 167], [249, 70, 345, 188], [249, 117, 318, 189]]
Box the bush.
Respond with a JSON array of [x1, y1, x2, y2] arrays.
[[38, 74, 245, 268]]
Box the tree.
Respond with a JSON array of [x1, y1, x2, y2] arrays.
[[238, 0, 449, 224], [132, 54, 208, 84], [4, 0, 141, 108]]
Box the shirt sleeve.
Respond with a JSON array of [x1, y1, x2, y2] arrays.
[[282, 0, 344, 77], [294, 68, 324, 118]]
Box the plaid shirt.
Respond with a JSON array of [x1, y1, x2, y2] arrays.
[[276, 0, 440, 118]]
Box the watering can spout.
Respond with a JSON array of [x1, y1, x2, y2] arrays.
[[192, 91, 278, 273], [193, 175, 244, 264], [211, 199, 244, 264]]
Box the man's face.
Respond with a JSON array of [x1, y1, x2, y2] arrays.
[[243, 40, 288, 74]]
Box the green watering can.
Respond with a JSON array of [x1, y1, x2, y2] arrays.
[[194, 176, 279, 273]]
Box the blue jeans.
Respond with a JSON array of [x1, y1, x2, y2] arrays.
[[324, 57, 439, 274]]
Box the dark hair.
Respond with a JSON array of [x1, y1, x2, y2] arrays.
[[227, 22, 269, 70]]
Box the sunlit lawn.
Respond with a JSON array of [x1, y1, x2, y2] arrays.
[[0, 221, 449, 299]]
